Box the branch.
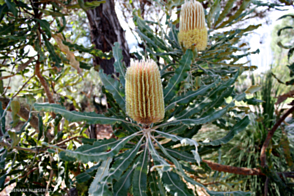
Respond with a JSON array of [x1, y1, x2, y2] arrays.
[[202, 160, 294, 179], [35, 61, 56, 118], [282, 172, 294, 178], [0, 141, 46, 153], [0, 74, 16, 80], [202, 159, 264, 176], [35, 61, 55, 104], [264, 177, 269, 196], [260, 105, 294, 167], [46, 155, 54, 195], [17, 57, 35, 72], [12, 74, 35, 99], [0, 97, 39, 132], [55, 136, 84, 146]]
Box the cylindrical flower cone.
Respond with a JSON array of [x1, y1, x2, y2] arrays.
[[178, 0, 207, 51], [125, 60, 165, 125]]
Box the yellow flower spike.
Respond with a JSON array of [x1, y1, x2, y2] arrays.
[[125, 60, 165, 125], [178, 0, 208, 51]]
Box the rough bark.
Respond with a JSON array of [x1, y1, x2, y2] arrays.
[[85, 0, 130, 75]]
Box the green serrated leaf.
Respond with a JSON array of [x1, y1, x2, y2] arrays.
[[88, 157, 112, 196], [112, 42, 126, 88], [43, 34, 61, 67], [76, 172, 92, 184], [174, 100, 212, 120], [214, 0, 236, 27], [113, 161, 137, 196], [148, 137, 171, 172], [164, 49, 193, 102], [157, 102, 235, 128], [110, 137, 143, 179], [43, 132, 139, 163], [217, 0, 251, 29], [76, 163, 102, 183], [165, 148, 196, 163], [34, 103, 125, 125], [99, 70, 125, 111], [162, 171, 194, 195], [75, 138, 117, 154], [5, 0, 17, 17], [149, 172, 166, 196], [80, 137, 97, 145], [155, 138, 250, 196], [137, 29, 158, 48], [34, 37, 45, 62], [166, 24, 181, 50], [198, 145, 221, 156], [165, 78, 220, 111], [36, 19, 51, 38], [59, 151, 76, 162], [93, 137, 144, 195], [207, 0, 221, 28], [155, 139, 203, 186], [200, 116, 249, 146], [155, 130, 200, 165], [134, 15, 167, 51], [163, 124, 188, 135], [132, 143, 148, 196]]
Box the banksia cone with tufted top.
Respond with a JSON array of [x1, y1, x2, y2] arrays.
[[125, 60, 165, 125], [178, 0, 207, 51]]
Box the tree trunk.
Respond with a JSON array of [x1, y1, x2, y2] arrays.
[[85, 0, 130, 75]]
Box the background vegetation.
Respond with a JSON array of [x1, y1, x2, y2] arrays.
[[0, 0, 293, 195]]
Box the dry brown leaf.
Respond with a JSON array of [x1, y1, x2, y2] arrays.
[[276, 90, 294, 105], [17, 57, 35, 72], [52, 33, 82, 76]]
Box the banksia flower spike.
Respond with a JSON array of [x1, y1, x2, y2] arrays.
[[125, 60, 165, 125], [178, 0, 207, 51]]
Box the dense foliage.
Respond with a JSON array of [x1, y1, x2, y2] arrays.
[[0, 0, 293, 195]]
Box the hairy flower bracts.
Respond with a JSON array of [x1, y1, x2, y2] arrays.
[[125, 60, 165, 124], [178, 0, 207, 51]]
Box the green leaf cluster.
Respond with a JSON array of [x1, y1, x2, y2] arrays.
[[0, 0, 291, 195]]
